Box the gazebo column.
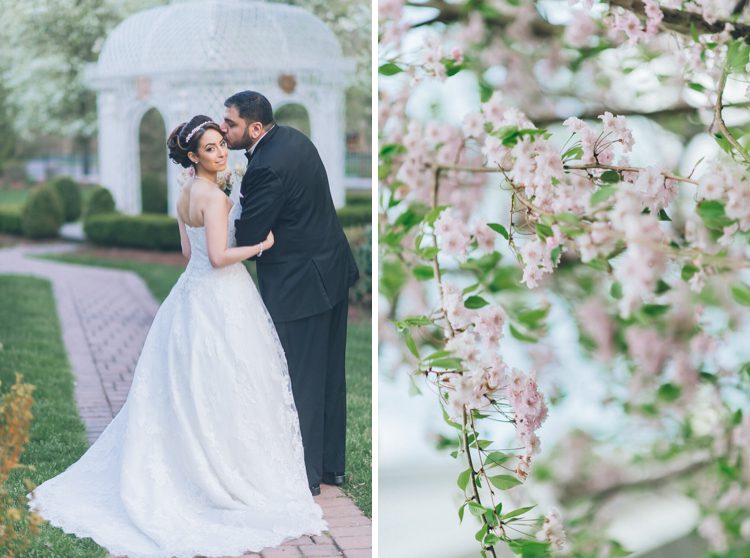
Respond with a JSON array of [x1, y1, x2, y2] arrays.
[[98, 93, 140, 214], [310, 91, 346, 208]]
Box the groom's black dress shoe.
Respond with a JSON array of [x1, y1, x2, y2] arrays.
[[322, 472, 346, 486], [310, 484, 321, 496]]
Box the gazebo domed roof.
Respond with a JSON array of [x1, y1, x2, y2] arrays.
[[92, 0, 348, 80]]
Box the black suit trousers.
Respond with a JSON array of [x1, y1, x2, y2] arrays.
[[274, 297, 348, 487]]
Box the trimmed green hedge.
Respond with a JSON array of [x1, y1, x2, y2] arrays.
[[49, 176, 82, 222], [141, 173, 168, 214], [336, 204, 371, 228], [83, 213, 180, 250], [21, 184, 64, 238], [83, 186, 115, 218], [0, 204, 22, 234], [344, 224, 372, 307], [345, 190, 371, 207]]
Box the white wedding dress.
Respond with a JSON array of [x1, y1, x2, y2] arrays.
[[29, 201, 326, 558]]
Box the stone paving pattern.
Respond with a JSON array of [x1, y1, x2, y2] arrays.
[[0, 242, 371, 558]]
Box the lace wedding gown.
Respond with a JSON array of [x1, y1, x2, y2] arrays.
[[29, 201, 326, 558]]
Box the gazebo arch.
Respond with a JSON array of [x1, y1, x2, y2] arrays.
[[86, 0, 353, 215]]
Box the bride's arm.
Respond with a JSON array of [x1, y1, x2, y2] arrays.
[[177, 216, 191, 260], [204, 190, 273, 268]]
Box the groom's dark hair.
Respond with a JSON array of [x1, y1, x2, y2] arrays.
[[224, 91, 274, 126]]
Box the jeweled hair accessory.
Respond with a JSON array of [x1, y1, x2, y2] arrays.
[[185, 120, 213, 143]]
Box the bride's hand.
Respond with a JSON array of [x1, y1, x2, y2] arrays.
[[264, 230, 274, 249]]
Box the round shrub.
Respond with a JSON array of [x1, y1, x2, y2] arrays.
[[84, 213, 180, 251], [141, 173, 168, 214], [0, 204, 22, 234], [84, 186, 115, 218], [49, 176, 82, 222], [21, 185, 64, 239]]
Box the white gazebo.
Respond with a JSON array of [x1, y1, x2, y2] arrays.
[[86, 0, 353, 215]]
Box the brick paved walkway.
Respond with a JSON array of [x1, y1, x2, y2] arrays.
[[0, 242, 371, 558]]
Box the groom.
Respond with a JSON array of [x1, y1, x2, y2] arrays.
[[222, 91, 359, 496]]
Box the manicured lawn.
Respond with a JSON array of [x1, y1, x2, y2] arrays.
[[0, 189, 30, 206], [36, 252, 373, 516], [0, 275, 107, 557]]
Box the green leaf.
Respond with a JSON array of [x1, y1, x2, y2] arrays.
[[727, 39, 750, 73], [479, 77, 493, 103], [600, 170, 620, 183], [465, 295, 490, 309], [561, 145, 583, 161], [393, 315, 433, 329], [610, 281, 623, 300], [413, 265, 434, 281], [536, 223, 553, 240], [488, 222, 509, 239], [641, 303, 670, 317], [442, 408, 462, 430], [657, 382, 682, 402], [457, 468, 472, 491], [485, 451, 511, 467], [731, 282, 750, 306], [681, 263, 699, 281], [507, 538, 552, 557], [425, 349, 452, 362], [489, 474, 522, 490], [379, 62, 403, 76], [590, 186, 617, 206], [424, 204, 450, 226], [658, 209, 672, 221], [458, 502, 467, 524], [484, 532, 501, 545], [501, 505, 536, 522], [430, 357, 463, 370], [585, 258, 611, 272], [697, 200, 734, 231], [468, 501, 486, 517], [403, 331, 419, 358], [517, 307, 550, 329], [688, 82, 706, 93]]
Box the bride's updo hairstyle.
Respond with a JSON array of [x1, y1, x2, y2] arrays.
[[167, 115, 223, 168]]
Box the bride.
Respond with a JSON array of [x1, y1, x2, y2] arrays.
[[28, 115, 326, 558]]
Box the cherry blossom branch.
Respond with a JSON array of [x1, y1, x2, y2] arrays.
[[609, 0, 750, 41], [405, 0, 750, 42], [558, 453, 712, 504], [712, 63, 750, 163], [427, 161, 699, 185]]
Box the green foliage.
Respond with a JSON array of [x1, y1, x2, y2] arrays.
[[0, 204, 22, 234], [83, 186, 115, 218], [345, 224, 372, 308], [20, 184, 63, 239], [337, 204, 371, 227], [49, 176, 82, 222], [140, 173, 167, 215], [0, 276, 107, 557], [83, 213, 180, 251], [345, 189, 371, 207]]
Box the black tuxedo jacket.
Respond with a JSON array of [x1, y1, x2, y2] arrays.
[[234, 125, 359, 322]]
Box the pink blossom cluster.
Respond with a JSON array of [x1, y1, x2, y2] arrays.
[[610, 192, 668, 317], [607, 1, 663, 44], [508, 369, 548, 457], [575, 221, 618, 263], [521, 228, 564, 289], [699, 157, 750, 232], [434, 209, 482, 261], [685, 0, 735, 25], [563, 112, 634, 165], [441, 285, 511, 417], [509, 137, 566, 200], [378, 0, 409, 47], [576, 297, 616, 360], [564, 10, 598, 48], [536, 508, 567, 551]]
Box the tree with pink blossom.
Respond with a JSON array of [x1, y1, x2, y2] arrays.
[[380, 1, 750, 556]]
